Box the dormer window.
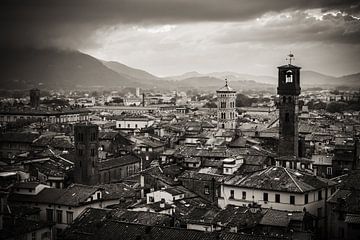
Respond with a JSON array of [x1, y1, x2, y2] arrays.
[[286, 70, 293, 83]]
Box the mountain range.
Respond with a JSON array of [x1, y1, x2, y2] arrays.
[[1, 47, 359, 91]]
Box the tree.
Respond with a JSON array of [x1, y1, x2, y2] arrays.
[[326, 102, 347, 113], [203, 101, 217, 108], [235, 94, 255, 107]]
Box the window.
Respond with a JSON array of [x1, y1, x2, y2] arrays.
[[230, 190, 234, 199], [263, 193, 268, 202], [46, 209, 54, 222], [286, 70, 293, 83], [91, 148, 95, 157], [57, 210, 63, 223], [275, 194, 280, 203], [66, 211, 73, 224], [242, 191, 246, 200], [149, 196, 154, 202], [31, 232, 36, 240], [90, 132, 96, 141], [305, 194, 309, 204], [135, 124, 138, 128], [77, 133, 84, 142], [318, 190, 322, 201], [326, 167, 332, 176], [204, 186, 210, 195], [285, 113, 290, 122], [290, 195, 295, 205], [127, 124, 130, 128], [97, 192, 101, 199]]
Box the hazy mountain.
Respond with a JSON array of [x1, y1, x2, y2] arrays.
[[0, 48, 142, 89], [167, 71, 277, 84], [173, 76, 274, 92], [166, 71, 204, 80], [103, 61, 160, 82], [336, 72, 360, 87], [167, 70, 360, 88], [1, 47, 358, 90]]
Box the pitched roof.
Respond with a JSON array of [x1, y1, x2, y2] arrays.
[[99, 154, 140, 170], [179, 170, 225, 182], [62, 220, 287, 240], [98, 131, 119, 140], [0, 132, 39, 143], [94, 183, 137, 200], [260, 209, 305, 227], [225, 166, 336, 193], [9, 184, 102, 207]]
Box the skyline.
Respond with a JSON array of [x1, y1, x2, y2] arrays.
[[3, 0, 360, 77]]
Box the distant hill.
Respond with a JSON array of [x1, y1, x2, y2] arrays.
[[0, 48, 141, 89], [172, 76, 274, 92], [336, 72, 360, 87], [1, 47, 358, 90], [167, 70, 360, 88], [103, 61, 160, 82], [167, 71, 277, 84]]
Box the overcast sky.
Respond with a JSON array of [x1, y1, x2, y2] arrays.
[[2, 0, 360, 77]]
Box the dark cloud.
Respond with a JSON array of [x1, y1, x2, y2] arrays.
[[215, 12, 360, 45], [1, 0, 359, 49]]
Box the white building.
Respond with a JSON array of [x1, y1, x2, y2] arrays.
[[114, 116, 154, 131], [218, 166, 336, 217], [8, 183, 117, 233], [146, 188, 185, 204]]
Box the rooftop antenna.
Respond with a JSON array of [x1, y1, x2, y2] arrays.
[[286, 52, 295, 65]]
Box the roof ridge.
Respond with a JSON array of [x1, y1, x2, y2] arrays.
[[283, 167, 303, 192]]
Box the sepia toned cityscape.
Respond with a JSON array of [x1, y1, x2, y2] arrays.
[[1, 1, 360, 240]]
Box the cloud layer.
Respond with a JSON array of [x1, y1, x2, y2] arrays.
[[1, 0, 360, 76], [2, 0, 360, 48]]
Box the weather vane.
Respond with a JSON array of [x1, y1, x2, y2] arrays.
[[286, 52, 295, 65]]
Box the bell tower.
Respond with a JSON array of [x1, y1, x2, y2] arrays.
[[277, 54, 301, 158], [217, 79, 237, 129], [74, 123, 100, 185]]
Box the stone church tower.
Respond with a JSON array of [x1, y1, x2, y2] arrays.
[[217, 80, 237, 129], [74, 123, 100, 185], [277, 57, 301, 158]]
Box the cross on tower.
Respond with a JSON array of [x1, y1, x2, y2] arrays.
[[286, 52, 295, 65]]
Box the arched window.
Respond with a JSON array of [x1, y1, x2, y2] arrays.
[[286, 70, 293, 83]]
